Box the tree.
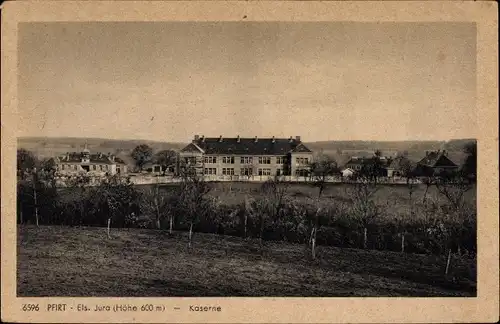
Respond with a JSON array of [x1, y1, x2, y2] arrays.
[[17, 149, 38, 179], [399, 158, 418, 216], [309, 154, 339, 199], [461, 141, 477, 182], [358, 151, 385, 183], [245, 179, 289, 253], [131, 144, 153, 171], [92, 175, 140, 238], [178, 171, 212, 248], [347, 179, 382, 249], [139, 178, 176, 231], [434, 171, 475, 273], [154, 150, 178, 173], [65, 173, 92, 226]]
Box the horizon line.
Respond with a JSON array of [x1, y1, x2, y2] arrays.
[[17, 135, 477, 143]]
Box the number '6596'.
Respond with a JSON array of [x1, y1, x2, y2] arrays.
[[22, 304, 40, 311]]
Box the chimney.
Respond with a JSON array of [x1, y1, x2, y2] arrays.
[[201, 135, 205, 142], [219, 135, 223, 142], [65, 152, 70, 161], [194, 135, 200, 141], [296, 136, 301, 142], [272, 136, 275, 143], [289, 136, 293, 143], [237, 135, 240, 143], [254, 136, 258, 143], [425, 151, 429, 157]]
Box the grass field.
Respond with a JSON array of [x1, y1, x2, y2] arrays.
[[18, 225, 476, 297], [142, 182, 477, 221]]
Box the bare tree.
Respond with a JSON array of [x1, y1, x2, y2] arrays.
[[178, 169, 211, 249], [347, 178, 381, 249], [309, 153, 339, 198], [140, 184, 169, 230], [245, 179, 289, 253]]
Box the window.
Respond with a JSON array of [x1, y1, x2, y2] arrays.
[[295, 169, 309, 177], [276, 169, 282, 176], [276, 156, 286, 164], [184, 157, 197, 165], [258, 168, 271, 176], [204, 156, 217, 164], [222, 156, 235, 164], [258, 156, 271, 164], [92, 165, 97, 171], [240, 167, 253, 176], [204, 168, 217, 175], [240, 156, 253, 164], [296, 157, 309, 165], [222, 168, 235, 175]]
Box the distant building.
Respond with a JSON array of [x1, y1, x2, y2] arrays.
[[55, 145, 128, 176], [416, 150, 458, 176], [344, 155, 391, 171], [344, 157, 365, 171], [141, 161, 176, 175], [178, 135, 313, 178], [341, 168, 356, 178]]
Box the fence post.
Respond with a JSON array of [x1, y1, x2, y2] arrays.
[[445, 249, 452, 276]]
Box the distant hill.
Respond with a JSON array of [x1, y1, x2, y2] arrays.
[[305, 139, 475, 167], [17, 136, 475, 167], [17, 137, 186, 160]]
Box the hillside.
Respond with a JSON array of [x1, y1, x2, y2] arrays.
[[17, 225, 476, 297], [17, 137, 474, 167], [17, 137, 186, 159]]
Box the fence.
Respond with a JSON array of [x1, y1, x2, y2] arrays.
[[52, 174, 423, 187]]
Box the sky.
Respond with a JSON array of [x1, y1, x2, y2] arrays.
[[18, 22, 477, 142]]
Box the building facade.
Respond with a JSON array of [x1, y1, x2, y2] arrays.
[[178, 135, 313, 179], [55, 146, 128, 176]]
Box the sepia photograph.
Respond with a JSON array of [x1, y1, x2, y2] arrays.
[[1, 1, 498, 323], [16, 21, 478, 297]]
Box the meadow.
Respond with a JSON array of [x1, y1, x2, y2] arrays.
[[17, 225, 476, 297], [142, 182, 476, 221]]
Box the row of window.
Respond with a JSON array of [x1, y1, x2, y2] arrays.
[[203, 168, 309, 176], [202, 156, 289, 165], [60, 164, 109, 171]]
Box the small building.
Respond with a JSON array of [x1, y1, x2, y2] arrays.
[[341, 168, 356, 178], [344, 157, 365, 171], [55, 145, 128, 176], [178, 135, 313, 179], [141, 161, 176, 175], [416, 150, 458, 177]]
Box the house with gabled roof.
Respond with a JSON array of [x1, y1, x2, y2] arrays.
[[54, 144, 128, 176], [178, 135, 313, 179], [416, 150, 458, 176]]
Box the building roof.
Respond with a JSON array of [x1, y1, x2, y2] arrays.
[[56, 152, 126, 165], [417, 150, 458, 168], [181, 136, 312, 155]]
